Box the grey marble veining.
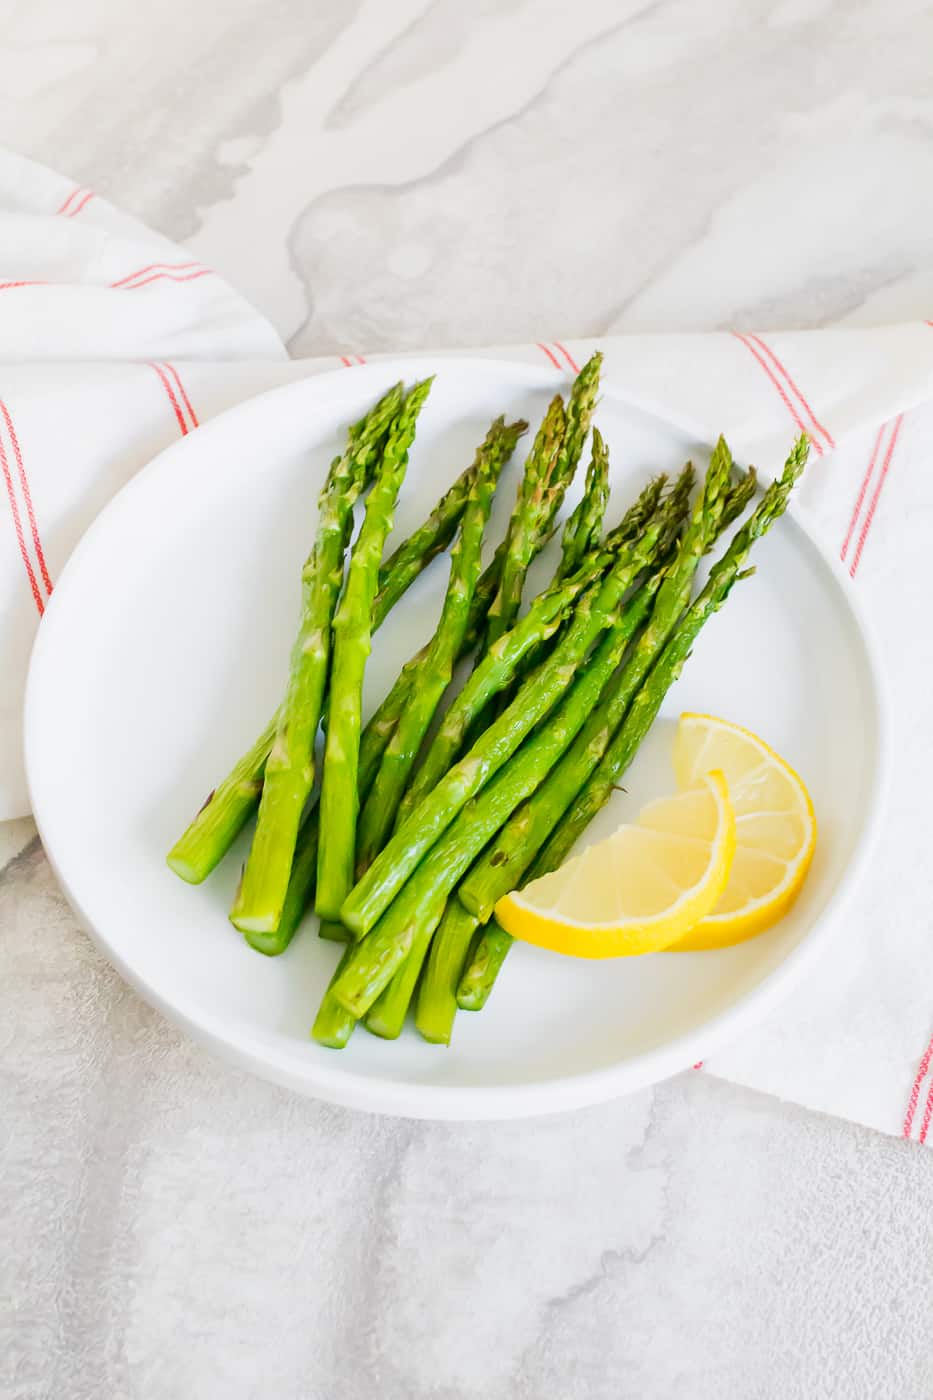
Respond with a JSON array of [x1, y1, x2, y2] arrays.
[[5, 2, 933, 1396]]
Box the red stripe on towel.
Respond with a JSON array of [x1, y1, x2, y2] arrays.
[[841, 424, 886, 563], [553, 341, 580, 374], [903, 1030, 933, 1138], [160, 363, 199, 430], [122, 268, 214, 291], [55, 187, 83, 215], [110, 261, 203, 289], [0, 427, 43, 613], [0, 400, 52, 595], [149, 362, 190, 436], [536, 343, 563, 372], [731, 331, 822, 455], [919, 1076, 933, 1145], [66, 190, 95, 218], [849, 413, 903, 577], [744, 334, 835, 449]]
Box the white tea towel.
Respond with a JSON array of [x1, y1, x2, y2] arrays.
[[3, 150, 932, 1144]]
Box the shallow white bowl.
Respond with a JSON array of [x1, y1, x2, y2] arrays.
[[25, 358, 888, 1119]]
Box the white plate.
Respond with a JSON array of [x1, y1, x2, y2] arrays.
[[24, 358, 888, 1119]]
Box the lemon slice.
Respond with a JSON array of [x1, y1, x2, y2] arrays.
[[494, 772, 735, 958], [667, 713, 816, 950]]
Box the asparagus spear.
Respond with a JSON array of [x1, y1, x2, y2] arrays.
[[455, 920, 508, 1013], [557, 427, 610, 580], [330, 575, 664, 1018], [480, 394, 566, 651], [228, 380, 430, 933], [355, 420, 523, 873], [167, 392, 468, 887], [459, 460, 757, 922], [311, 379, 435, 923], [457, 440, 807, 1011], [415, 901, 481, 1044], [365, 927, 432, 1039], [166, 713, 278, 886], [311, 944, 357, 1048], [340, 494, 683, 942]]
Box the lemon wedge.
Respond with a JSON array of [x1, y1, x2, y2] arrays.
[[666, 713, 816, 950], [494, 771, 735, 958]]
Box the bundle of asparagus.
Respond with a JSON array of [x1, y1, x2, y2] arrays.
[[166, 357, 808, 1053]]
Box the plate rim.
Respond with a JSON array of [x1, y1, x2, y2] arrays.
[[24, 355, 892, 1120]]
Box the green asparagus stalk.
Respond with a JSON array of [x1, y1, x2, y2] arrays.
[[312, 379, 434, 923], [457, 441, 807, 1010], [340, 496, 681, 942], [480, 395, 566, 651], [557, 427, 610, 580], [355, 419, 522, 873], [311, 944, 358, 1048], [455, 922, 510, 1012], [364, 920, 434, 1039], [167, 384, 403, 885], [228, 380, 429, 933], [330, 576, 663, 1018], [415, 901, 481, 1043], [166, 713, 278, 886], [459, 460, 756, 922], [244, 807, 320, 955]]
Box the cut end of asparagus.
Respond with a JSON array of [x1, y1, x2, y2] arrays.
[[415, 1016, 453, 1046], [363, 1009, 405, 1041], [165, 850, 205, 884], [242, 927, 290, 957], [311, 1009, 356, 1049], [229, 908, 279, 936]]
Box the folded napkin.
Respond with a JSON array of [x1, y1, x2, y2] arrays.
[[4, 150, 932, 1144]]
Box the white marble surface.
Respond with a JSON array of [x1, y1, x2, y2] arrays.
[[5, 2, 933, 1396]]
